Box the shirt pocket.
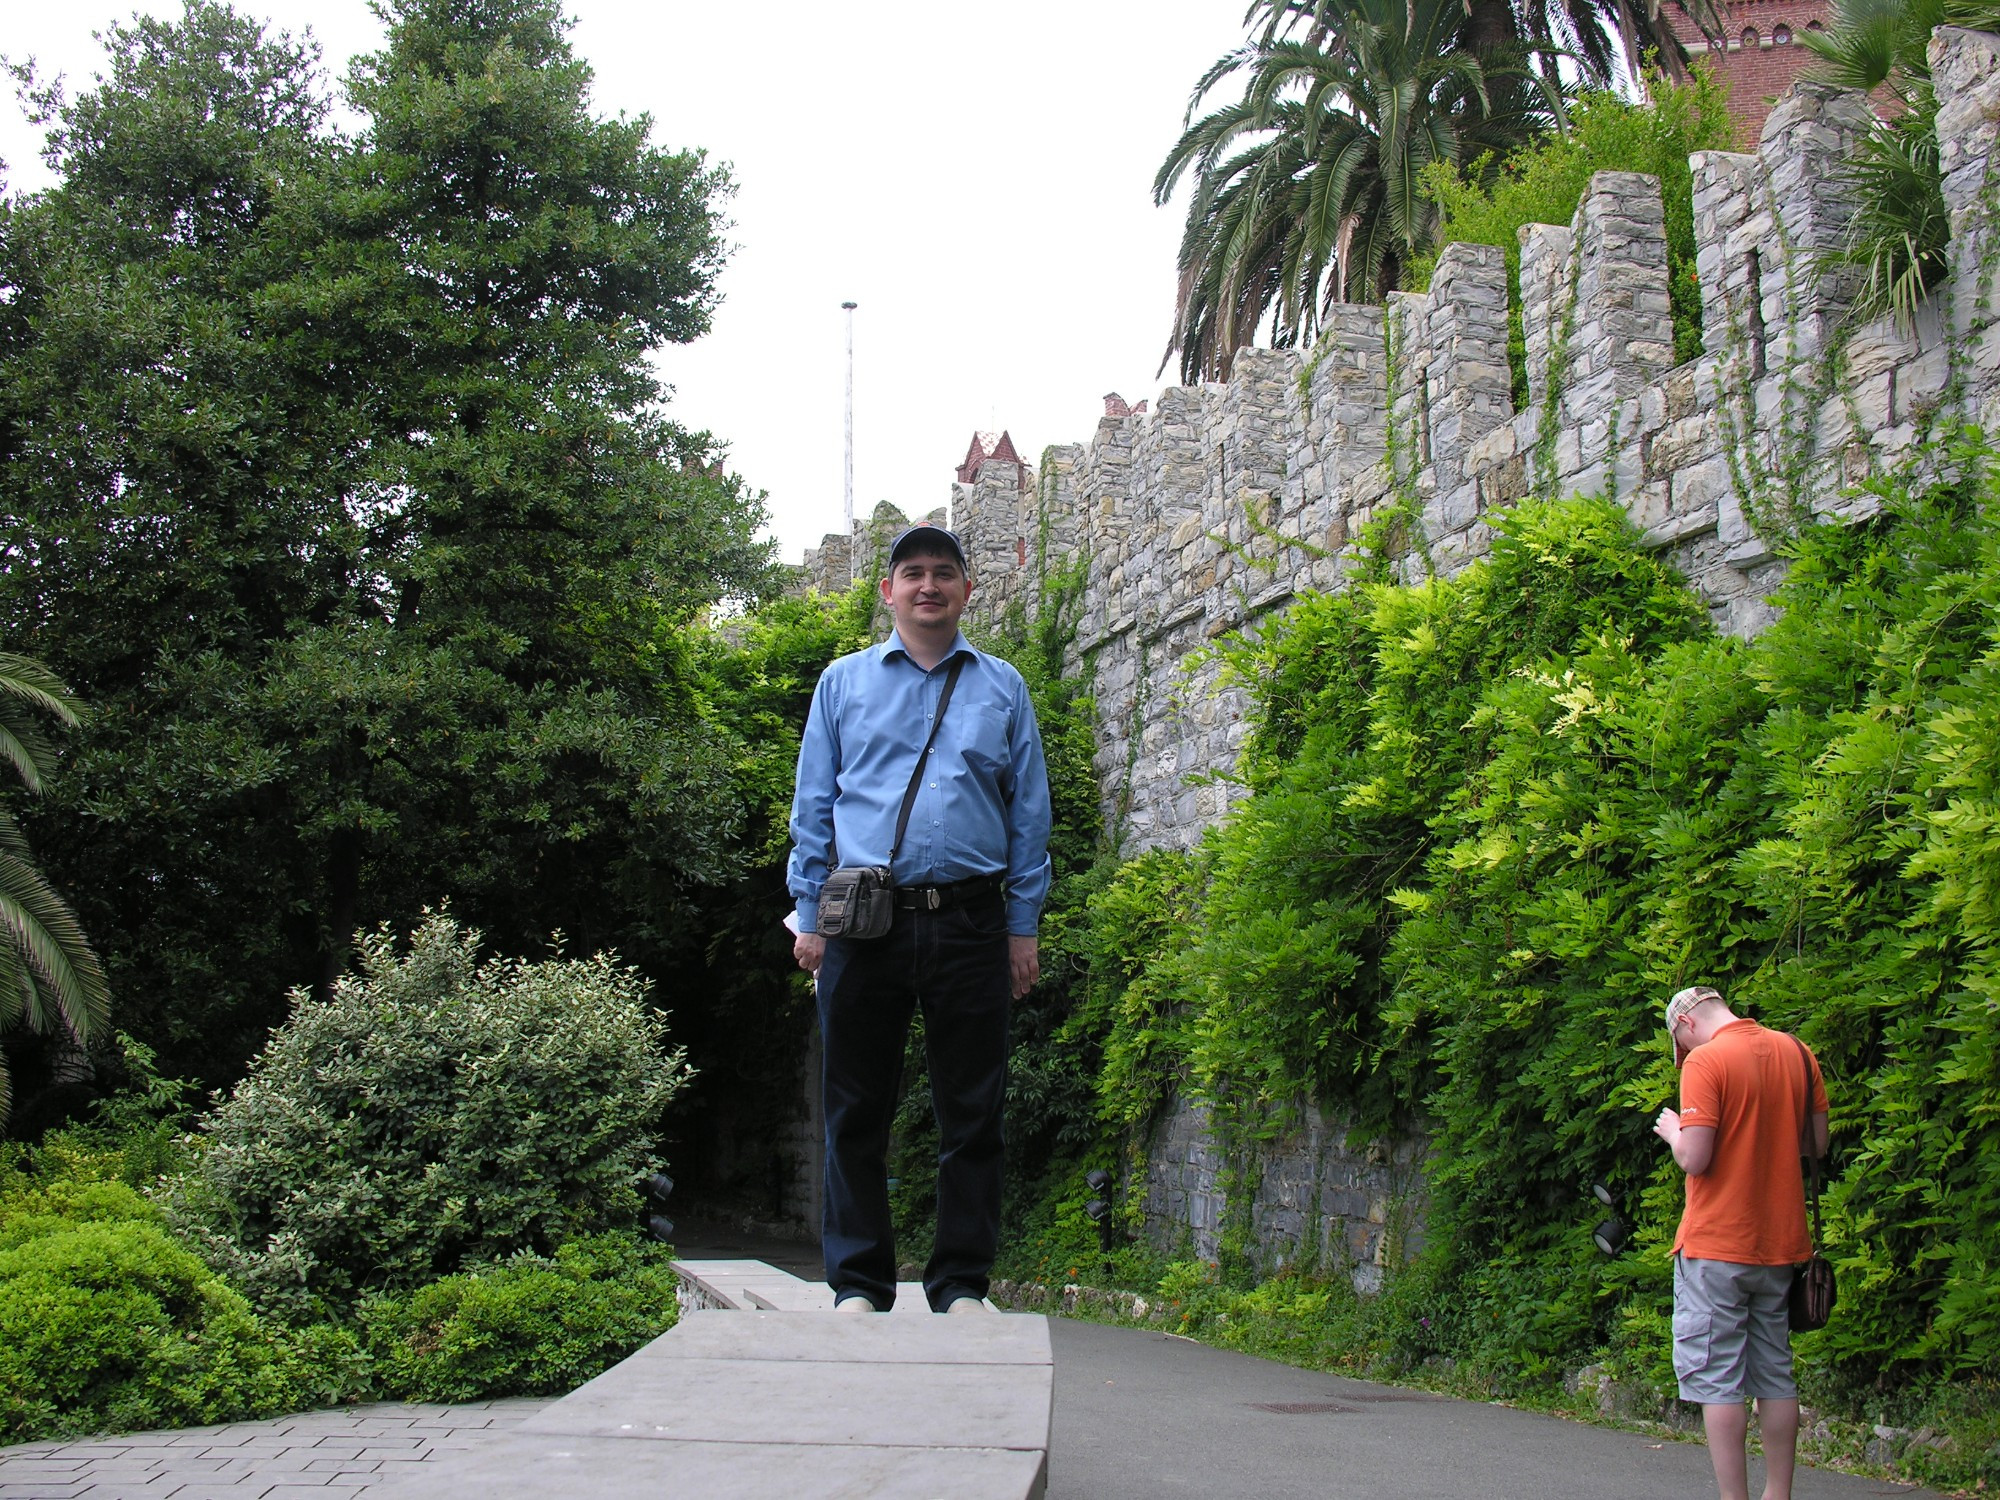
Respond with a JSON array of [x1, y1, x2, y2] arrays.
[[955, 703, 1014, 777]]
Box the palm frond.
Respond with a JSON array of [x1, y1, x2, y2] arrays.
[[1831, 104, 1950, 329], [0, 652, 83, 793], [0, 649, 108, 1126], [1158, 0, 1557, 380], [0, 858, 112, 1044]]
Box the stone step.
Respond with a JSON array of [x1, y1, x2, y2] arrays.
[[672, 1257, 932, 1314], [371, 1264, 1051, 1500]]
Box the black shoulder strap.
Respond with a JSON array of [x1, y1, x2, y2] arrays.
[[889, 655, 965, 864], [1791, 1033, 1823, 1245]]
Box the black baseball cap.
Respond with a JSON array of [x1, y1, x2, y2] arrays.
[[886, 523, 967, 570]]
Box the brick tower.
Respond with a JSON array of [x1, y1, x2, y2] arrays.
[[1668, 0, 1830, 147]]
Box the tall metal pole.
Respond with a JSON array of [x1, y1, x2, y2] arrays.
[[841, 301, 857, 587]]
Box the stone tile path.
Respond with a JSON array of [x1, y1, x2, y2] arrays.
[[0, 1398, 544, 1499]]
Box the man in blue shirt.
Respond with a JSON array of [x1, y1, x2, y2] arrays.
[[789, 523, 1052, 1314]]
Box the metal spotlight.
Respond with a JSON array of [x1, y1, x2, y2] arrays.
[[1591, 1216, 1628, 1256], [643, 1171, 675, 1243], [1590, 1179, 1615, 1209], [1081, 1167, 1116, 1275]]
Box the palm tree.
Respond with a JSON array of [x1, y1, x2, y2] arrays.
[[0, 652, 109, 1125], [1157, 0, 1560, 383]]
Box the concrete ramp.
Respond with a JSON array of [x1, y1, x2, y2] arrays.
[[374, 1261, 1052, 1499]]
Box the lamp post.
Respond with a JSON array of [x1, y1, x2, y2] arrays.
[[842, 300, 857, 587]]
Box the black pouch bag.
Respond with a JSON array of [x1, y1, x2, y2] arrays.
[[815, 658, 964, 942], [1787, 1033, 1837, 1332], [818, 866, 894, 940]]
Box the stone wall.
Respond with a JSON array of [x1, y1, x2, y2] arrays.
[[786, 33, 2000, 1274], [944, 44, 2000, 860], [1146, 1102, 1428, 1287]]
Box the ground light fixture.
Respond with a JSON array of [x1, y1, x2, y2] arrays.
[[644, 1171, 675, 1243], [1083, 1169, 1116, 1276], [1588, 1179, 1627, 1255], [1083, 1168, 1112, 1225]]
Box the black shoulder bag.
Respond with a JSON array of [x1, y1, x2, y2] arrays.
[[1788, 1033, 1837, 1332], [815, 657, 965, 941]]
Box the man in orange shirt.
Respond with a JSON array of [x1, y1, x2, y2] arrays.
[[1653, 985, 1829, 1500]]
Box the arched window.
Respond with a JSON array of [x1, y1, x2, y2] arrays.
[[1806, 18, 1824, 29], [1773, 23, 1791, 42], [1742, 25, 1761, 47]]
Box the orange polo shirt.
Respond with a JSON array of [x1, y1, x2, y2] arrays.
[[1673, 1019, 1828, 1266]]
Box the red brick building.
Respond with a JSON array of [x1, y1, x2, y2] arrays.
[[1668, 0, 1829, 147]]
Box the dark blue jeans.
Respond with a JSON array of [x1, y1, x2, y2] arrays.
[[818, 892, 1010, 1312]]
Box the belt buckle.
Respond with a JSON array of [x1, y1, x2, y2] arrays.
[[926, 887, 941, 910]]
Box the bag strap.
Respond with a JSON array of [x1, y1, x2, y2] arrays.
[[1791, 1032, 1824, 1249], [889, 655, 965, 865]]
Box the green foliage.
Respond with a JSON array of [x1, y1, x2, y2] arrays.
[[993, 1153, 1170, 1291], [1411, 70, 1734, 394], [1094, 496, 1705, 1139], [1065, 453, 2000, 1436], [0, 0, 771, 1099], [0, 1169, 336, 1444], [168, 911, 689, 1318], [0, 1049, 676, 1440], [361, 1233, 679, 1402]]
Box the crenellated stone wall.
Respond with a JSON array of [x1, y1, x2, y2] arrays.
[[785, 32, 2000, 1276]]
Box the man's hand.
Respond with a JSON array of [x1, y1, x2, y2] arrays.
[[794, 931, 825, 975], [1008, 935, 1039, 999], [1653, 1106, 1681, 1147], [1653, 1106, 1715, 1175]]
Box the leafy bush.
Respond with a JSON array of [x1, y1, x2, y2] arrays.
[[1410, 70, 1734, 392], [170, 911, 690, 1317], [361, 1232, 680, 1402], [0, 1177, 326, 1443]]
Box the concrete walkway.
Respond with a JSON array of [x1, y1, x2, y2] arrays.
[[0, 1399, 543, 1499]]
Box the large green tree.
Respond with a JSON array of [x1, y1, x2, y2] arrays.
[[1157, 0, 1559, 383], [0, 0, 771, 1093]]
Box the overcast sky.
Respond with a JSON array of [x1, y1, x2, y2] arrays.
[[0, 0, 1254, 563]]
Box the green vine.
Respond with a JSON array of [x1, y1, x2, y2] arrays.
[[1530, 236, 1581, 500]]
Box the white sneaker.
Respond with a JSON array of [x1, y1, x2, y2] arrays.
[[944, 1296, 992, 1315], [835, 1294, 878, 1313]]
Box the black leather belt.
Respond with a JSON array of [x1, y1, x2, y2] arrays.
[[892, 875, 1003, 911]]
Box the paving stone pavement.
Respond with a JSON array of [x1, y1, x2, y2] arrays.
[[0, 1398, 545, 1499]]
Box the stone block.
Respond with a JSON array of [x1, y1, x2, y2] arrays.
[[1480, 454, 1529, 507], [1624, 481, 1671, 532], [1847, 371, 1894, 432]]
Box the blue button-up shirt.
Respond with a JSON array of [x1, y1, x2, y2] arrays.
[[788, 631, 1052, 936]]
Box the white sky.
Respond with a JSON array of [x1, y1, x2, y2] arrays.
[[0, 0, 1254, 563]]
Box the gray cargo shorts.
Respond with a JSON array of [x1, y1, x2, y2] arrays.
[[1673, 1253, 1797, 1403]]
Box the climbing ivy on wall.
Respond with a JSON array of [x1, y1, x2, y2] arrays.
[[1411, 70, 1734, 402], [1067, 452, 2000, 1392]]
